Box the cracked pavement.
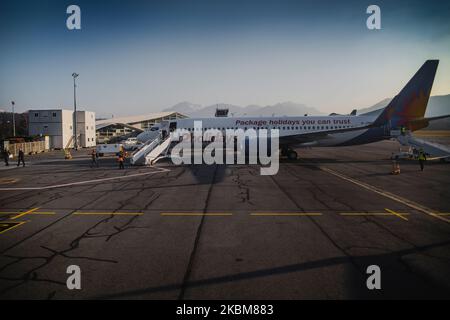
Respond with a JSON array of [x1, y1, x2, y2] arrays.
[[0, 141, 449, 299]]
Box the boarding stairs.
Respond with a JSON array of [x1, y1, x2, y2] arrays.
[[144, 137, 172, 165], [130, 136, 171, 165], [393, 131, 450, 160]]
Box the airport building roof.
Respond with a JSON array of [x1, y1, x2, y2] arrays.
[[96, 111, 186, 127], [95, 122, 144, 132]]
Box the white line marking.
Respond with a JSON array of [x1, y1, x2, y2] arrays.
[[0, 168, 170, 191]]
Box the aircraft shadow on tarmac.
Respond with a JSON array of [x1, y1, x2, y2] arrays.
[[92, 239, 450, 300]]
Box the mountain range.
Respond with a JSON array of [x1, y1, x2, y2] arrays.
[[163, 101, 323, 117], [2, 95, 449, 128], [355, 94, 450, 129], [164, 95, 450, 118], [356, 94, 450, 118]]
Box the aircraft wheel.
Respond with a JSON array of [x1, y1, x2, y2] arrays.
[[287, 150, 298, 160]]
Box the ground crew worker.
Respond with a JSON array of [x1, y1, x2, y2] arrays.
[[391, 154, 400, 175], [118, 152, 125, 169], [400, 126, 406, 135], [418, 149, 426, 171], [17, 149, 25, 167], [90, 149, 99, 168], [3, 149, 10, 166]]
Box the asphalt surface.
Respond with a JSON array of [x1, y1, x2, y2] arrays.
[[0, 140, 449, 299]]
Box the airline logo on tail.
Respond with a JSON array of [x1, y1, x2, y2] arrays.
[[374, 60, 439, 129]]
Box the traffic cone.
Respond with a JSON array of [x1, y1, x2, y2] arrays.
[[391, 161, 400, 175]]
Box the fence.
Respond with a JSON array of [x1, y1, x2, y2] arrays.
[[6, 141, 46, 156]]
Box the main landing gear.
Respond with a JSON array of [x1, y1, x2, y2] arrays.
[[281, 147, 298, 160]]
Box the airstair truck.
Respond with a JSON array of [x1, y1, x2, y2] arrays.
[[96, 143, 124, 157]]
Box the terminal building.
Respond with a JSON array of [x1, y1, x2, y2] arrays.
[[95, 111, 187, 143], [28, 109, 96, 149]]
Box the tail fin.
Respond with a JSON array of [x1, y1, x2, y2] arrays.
[[373, 60, 439, 128]]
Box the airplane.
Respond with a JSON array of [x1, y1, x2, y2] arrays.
[[136, 60, 448, 160]]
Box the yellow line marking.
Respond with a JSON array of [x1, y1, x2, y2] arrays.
[[11, 208, 40, 220], [0, 211, 56, 215], [73, 212, 143, 215], [161, 213, 233, 216], [30, 212, 56, 215], [384, 208, 408, 221], [320, 167, 450, 224], [436, 213, 450, 216], [0, 221, 28, 234], [340, 213, 410, 216], [250, 213, 322, 216], [0, 178, 18, 184]]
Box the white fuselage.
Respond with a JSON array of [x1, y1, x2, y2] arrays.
[[137, 115, 378, 147]]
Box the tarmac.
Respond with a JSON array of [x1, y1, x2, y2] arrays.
[[0, 139, 449, 299]]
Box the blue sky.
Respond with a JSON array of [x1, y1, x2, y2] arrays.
[[1, 0, 449, 116]]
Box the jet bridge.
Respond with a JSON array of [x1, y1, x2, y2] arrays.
[[392, 130, 450, 161]]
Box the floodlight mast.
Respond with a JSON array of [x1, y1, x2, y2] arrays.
[[72, 73, 79, 150]]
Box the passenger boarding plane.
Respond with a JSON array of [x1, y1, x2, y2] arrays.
[[137, 60, 448, 160]]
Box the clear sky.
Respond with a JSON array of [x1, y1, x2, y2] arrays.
[[1, 0, 449, 116]]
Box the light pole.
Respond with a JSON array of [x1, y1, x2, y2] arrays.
[[11, 101, 15, 137], [72, 73, 79, 150]]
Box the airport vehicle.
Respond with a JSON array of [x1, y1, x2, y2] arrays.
[[124, 137, 139, 146], [133, 60, 449, 164], [122, 137, 142, 151], [96, 143, 124, 156]]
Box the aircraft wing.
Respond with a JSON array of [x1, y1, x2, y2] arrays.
[[423, 114, 450, 122], [407, 114, 450, 131], [279, 124, 372, 145]]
